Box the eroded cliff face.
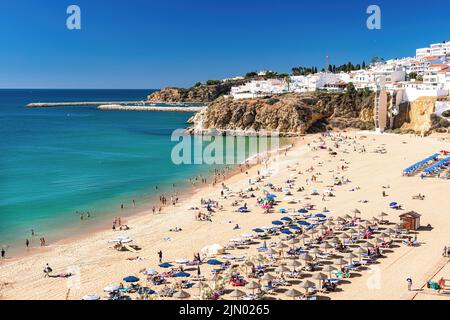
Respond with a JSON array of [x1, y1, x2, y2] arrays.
[[396, 96, 450, 135], [188, 92, 375, 135]]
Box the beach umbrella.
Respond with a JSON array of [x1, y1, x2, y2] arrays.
[[103, 284, 120, 293], [298, 209, 309, 213], [285, 288, 302, 300], [290, 225, 301, 231], [159, 263, 173, 268], [389, 202, 398, 207], [229, 289, 246, 300], [253, 228, 265, 233], [174, 290, 190, 299], [279, 208, 289, 213], [277, 242, 289, 250], [352, 209, 361, 216], [337, 217, 346, 223], [207, 259, 223, 266], [320, 242, 332, 252], [245, 281, 261, 295], [123, 276, 140, 283], [261, 273, 275, 281], [298, 234, 310, 246], [286, 259, 302, 271], [281, 229, 293, 235], [315, 214, 327, 218], [301, 254, 313, 262], [298, 221, 311, 226], [322, 265, 337, 279], [265, 248, 279, 256], [298, 280, 315, 294], [82, 294, 100, 301], [343, 214, 353, 220], [312, 272, 328, 289], [272, 221, 283, 226], [281, 217, 292, 222], [334, 258, 348, 268], [309, 248, 320, 256], [326, 221, 336, 227], [173, 272, 191, 278], [287, 238, 299, 245], [275, 265, 289, 274], [344, 252, 357, 265]]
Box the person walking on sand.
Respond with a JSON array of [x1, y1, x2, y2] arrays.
[[26, 239, 30, 248], [158, 250, 163, 263], [44, 263, 53, 277], [1, 247, 5, 259], [406, 277, 413, 291]]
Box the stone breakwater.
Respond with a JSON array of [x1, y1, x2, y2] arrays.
[[97, 104, 206, 113], [26, 101, 142, 107]]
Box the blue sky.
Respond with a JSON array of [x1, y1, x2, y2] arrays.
[[0, 0, 449, 89]]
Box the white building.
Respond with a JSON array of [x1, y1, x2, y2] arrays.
[[416, 47, 431, 59]]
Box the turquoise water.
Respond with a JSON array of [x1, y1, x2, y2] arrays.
[[0, 89, 279, 250]]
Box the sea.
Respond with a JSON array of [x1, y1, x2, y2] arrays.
[[0, 89, 280, 253]]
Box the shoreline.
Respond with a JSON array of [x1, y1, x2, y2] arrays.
[[1, 139, 295, 264]]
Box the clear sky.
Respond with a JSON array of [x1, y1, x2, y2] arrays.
[[0, 0, 449, 89]]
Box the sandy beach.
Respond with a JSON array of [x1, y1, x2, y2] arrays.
[[1, 131, 450, 300]]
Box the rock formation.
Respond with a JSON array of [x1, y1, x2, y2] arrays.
[[187, 92, 375, 136]]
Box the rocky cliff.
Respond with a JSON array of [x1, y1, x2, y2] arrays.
[[392, 96, 450, 136], [147, 79, 249, 104], [187, 92, 375, 135]]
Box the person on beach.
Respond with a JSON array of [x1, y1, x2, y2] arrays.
[[26, 239, 29, 248], [406, 277, 413, 291], [44, 263, 53, 277], [158, 250, 163, 263], [31, 229, 35, 236], [1, 247, 5, 259]]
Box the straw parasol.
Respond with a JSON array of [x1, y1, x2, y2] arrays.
[[334, 258, 348, 268], [174, 290, 191, 299], [245, 281, 261, 295], [320, 242, 332, 252], [298, 280, 315, 294], [312, 272, 328, 289], [229, 289, 246, 300], [275, 265, 290, 274], [344, 252, 357, 265], [285, 288, 302, 300], [298, 234, 310, 245], [286, 259, 302, 271], [261, 273, 275, 282], [322, 265, 337, 278], [265, 248, 279, 256]]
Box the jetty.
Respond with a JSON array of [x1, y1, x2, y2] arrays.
[[97, 104, 206, 113], [26, 101, 143, 108]]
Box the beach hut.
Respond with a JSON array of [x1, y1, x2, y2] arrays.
[[399, 211, 421, 231]]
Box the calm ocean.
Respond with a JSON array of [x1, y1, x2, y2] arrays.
[[0, 90, 206, 250], [0, 89, 281, 252]]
